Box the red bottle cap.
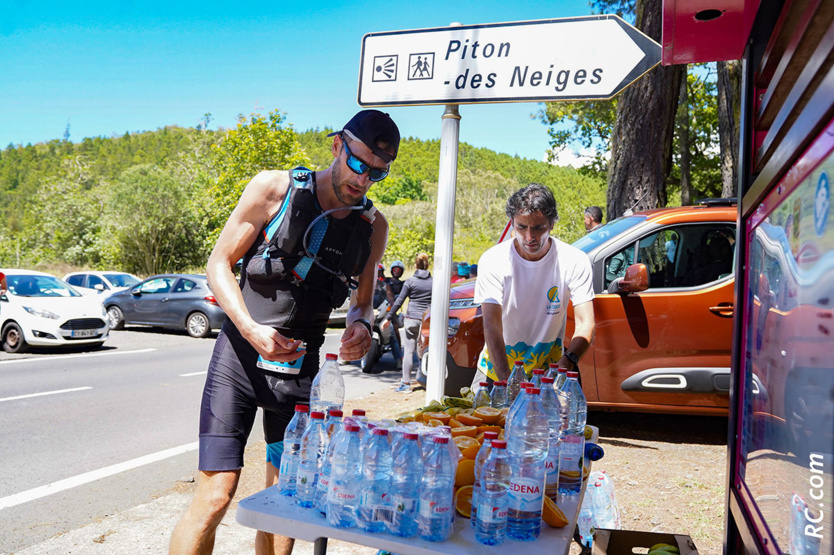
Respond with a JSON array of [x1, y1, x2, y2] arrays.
[[345, 425, 360, 432], [403, 433, 418, 440], [352, 409, 366, 416], [310, 411, 325, 419], [533, 369, 545, 375], [483, 431, 499, 440], [295, 404, 309, 412], [491, 440, 507, 449], [479, 381, 489, 387], [494, 380, 507, 386], [326, 353, 338, 360], [328, 409, 343, 417], [528, 387, 541, 395], [567, 371, 579, 378], [371, 428, 389, 436], [541, 377, 555, 384], [549, 363, 559, 369], [433, 436, 449, 444]]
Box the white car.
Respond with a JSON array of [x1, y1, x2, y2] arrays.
[[0, 269, 110, 353], [63, 271, 141, 296]]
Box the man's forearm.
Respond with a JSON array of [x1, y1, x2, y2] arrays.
[[484, 330, 510, 381]]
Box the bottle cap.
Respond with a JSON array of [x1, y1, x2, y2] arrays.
[[541, 377, 555, 384], [352, 409, 366, 416], [479, 381, 489, 387], [533, 369, 545, 375], [328, 409, 343, 417], [514, 361, 524, 366], [371, 428, 389, 436], [345, 425, 360, 432], [520, 382, 533, 389], [310, 411, 325, 419], [494, 380, 507, 386], [549, 363, 559, 369], [294, 404, 309, 412], [528, 387, 541, 395], [326, 353, 338, 360], [403, 433, 418, 440], [432, 436, 449, 444], [559, 367, 568, 373], [567, 371, 579, 378], [483, 431, 499, 440], [490, 440, 507, 449], [595, 482, 602, 486]]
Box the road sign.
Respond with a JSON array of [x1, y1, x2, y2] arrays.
[[358, 15, 661, 107]]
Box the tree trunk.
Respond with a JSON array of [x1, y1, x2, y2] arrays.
[[717, 60, 740, 198], [606, 0, 684, 218], [677, 68, 693, 205]]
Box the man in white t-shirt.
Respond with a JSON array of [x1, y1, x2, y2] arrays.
[[474, 184, 596, 382]]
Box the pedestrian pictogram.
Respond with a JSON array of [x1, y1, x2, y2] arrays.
[[408, 53, 434, 80], [372, 55, 398, 82]]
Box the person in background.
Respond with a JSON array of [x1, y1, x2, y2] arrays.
[[383, 252, 433, 392], [169, 109, 399, 555], [584, 206, 603, 232], [451, 261, 470, 283], [0, 271, 6, 298], [469, 264, 478, 278], [474, 184, 596, 384], [385, 261, 405, 369]]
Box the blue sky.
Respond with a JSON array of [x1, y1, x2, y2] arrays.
[[0, 1, 595, 162]]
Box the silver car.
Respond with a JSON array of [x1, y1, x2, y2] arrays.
[[103, 274, 226, 338]]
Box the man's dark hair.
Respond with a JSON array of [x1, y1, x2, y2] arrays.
[[505, 183, 558, 224], [585, 206, 603, 224]]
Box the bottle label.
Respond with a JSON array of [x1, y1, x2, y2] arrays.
[[360, 491, 393, 522], [278, 450, 297, 476], [559, 435, 583, 475], [545, 452, 560, 484], [508, 477, 544, 512], [317, 474, 329, 491], [477, 501, 508, 524], [296, 467, 317, 488], [393, 495, 417, 514], [419, 498, 452, 519], [328, 486, 356, 502], [257, 353, 304, 374]]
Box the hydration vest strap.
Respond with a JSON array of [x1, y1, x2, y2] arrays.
[[291, 217, 329, 281], [261, 167, 314, 259]]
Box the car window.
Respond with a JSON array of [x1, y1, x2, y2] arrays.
[[8, 275, 82, 297], [87, 274, 108, 289], [172, 279, 198, 293], [138, 277, 175, 294], [66, 275, 85, 287], [604, 224, 736, 290], [573, 215, 648, 253], [104, 273, 139, 287]]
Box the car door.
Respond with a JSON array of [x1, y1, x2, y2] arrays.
[[164, 278, 200, 328], [128, 277, 176, 325], [589, 222, 736, 412]]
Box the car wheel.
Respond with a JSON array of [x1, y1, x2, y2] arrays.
[[2, 323, 28, 353], [186, 312, 211, 338], [361, 337, 380, 374], [107, 306, 125, 330]]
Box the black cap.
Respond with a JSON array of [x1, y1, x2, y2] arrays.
[[328, 109, 400, 163]]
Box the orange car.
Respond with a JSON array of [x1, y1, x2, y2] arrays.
[[420, 199, 738, 415]]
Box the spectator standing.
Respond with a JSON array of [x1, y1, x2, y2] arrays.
[[451, 261, 471, 283], [584, 206, 603, 232]]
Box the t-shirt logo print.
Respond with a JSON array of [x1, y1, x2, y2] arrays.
[[546, 286, 560, 303], [546, 285, 561, 315]]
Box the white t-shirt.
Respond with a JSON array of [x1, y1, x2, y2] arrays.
[[474, 237, 594, 380]]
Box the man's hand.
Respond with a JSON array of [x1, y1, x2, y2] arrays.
[[381, 319, 391, 331], [340, 321, 372, 361], [244, 323, 305, 362]]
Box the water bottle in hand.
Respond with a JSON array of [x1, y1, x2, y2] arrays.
[[277, 404, 309, 496], [309, 353, 345, 414]]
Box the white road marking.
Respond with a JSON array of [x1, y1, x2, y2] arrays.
[[179, 371, 207, 377], [0, 442, 199, 510], [0, 386, 92, 403], [0, 348, 157, 365]]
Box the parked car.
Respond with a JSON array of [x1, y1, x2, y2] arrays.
[[0, 269, 110, 353], [419, 199, 738, 415], [63, 271, 141, 296], [104, 274, 226, 338]]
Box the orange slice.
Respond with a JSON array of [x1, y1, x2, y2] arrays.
[[453, 436, 479, 450], [426, 418, 445, 427], [448, 418, 464, 429], [460, 443, 481, 460], [477, 425, 502, 435], [455, 485, 474, 518], [455, 459, 476, 487], [422, 412, 451, 424], [473, 407, 502, 424], [450, 425, 478, 438], [457, 414, 484, 427], [543, 496, 569, 527]]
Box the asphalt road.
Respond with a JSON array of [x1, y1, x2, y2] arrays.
[[0, 326, 402, 553]]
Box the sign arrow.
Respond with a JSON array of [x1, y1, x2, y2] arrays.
[[358, 15, 661, 106]]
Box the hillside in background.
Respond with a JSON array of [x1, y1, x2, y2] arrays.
[[0, 116, 604, 275]]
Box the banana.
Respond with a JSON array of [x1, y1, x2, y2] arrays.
[[648, 543, 679, 554]]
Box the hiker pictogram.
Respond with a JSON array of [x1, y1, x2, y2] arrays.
[[372, 55, 398, 82], [408, 52, 434, 80]]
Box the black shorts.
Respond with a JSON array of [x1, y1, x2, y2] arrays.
[[198, 322, 320, 472]]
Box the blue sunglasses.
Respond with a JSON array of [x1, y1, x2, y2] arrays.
[[342, 137, 390, 182]]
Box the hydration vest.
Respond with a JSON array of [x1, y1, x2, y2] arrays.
[[243, 167, 377, 309]]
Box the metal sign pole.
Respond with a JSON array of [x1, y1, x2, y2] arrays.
[[426, 104, 460, 404]]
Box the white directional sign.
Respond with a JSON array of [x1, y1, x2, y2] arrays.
[[358, 15, 661, 106]]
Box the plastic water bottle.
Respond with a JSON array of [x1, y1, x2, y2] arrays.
[[506, 387, 549, 541], [315, 409, 343, 515], [539, 376, 562, 500], [506, 382, 533, 431], [470, 430, 499, 527], [531, 368, 545, 389], [506, 361, 526, 403], [554, 365, 568, 392], [389, 432, 421, 537], [357, 428, 393, 533], [558, 371, 587, 497], [309, 353, 345, 414], [577, 486, 594, 548], [327, 424, 362, 528], [277, 404, 309, 496], [296, 411, 327, 508], [473, 439, 511, 545], [418, 436, 455, 542], [589, 471, 621, 528], [490, 380, 508, 408], [473, 381, 491, 409], [545, 362, 559, 380], [591, 481, 616, 529]]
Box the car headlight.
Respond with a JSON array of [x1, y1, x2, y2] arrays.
[[447, 317, 461, 338], [23, 306, 60, 320]]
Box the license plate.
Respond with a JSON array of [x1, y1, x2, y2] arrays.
[[71, 329, 98, 338]]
